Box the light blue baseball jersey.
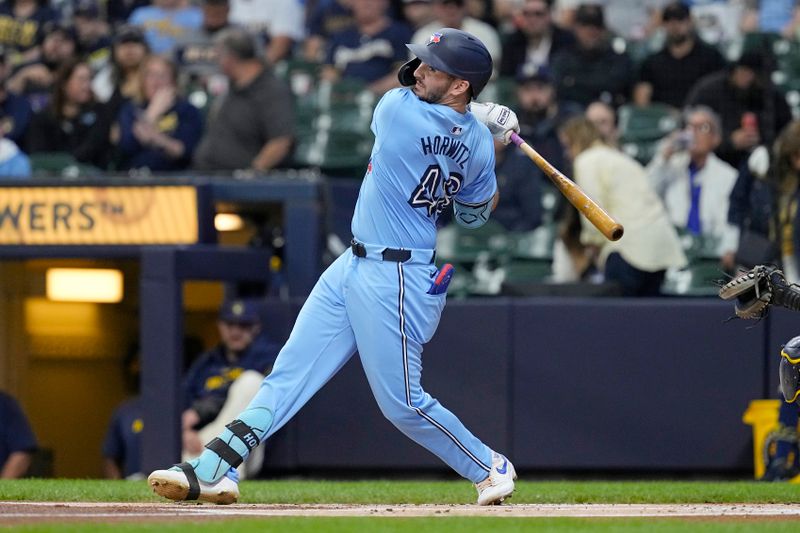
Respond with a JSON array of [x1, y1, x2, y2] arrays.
[[352, 88, 498, 249]]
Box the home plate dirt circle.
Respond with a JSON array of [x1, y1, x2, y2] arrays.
[[3, 502, 800, 522]]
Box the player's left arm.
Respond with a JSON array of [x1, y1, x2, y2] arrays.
[[453, 138, 499, 228]]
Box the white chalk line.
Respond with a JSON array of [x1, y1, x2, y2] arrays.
[[2, 502, 800, 518]]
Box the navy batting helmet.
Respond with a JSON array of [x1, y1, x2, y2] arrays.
[[401, 28, 493, 98]]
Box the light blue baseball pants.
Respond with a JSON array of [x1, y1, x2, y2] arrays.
[[193, 247, 493, 483]]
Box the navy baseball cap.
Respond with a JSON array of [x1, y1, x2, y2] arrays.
[[219, 299, 260, 324]]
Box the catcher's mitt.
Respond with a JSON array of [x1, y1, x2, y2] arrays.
[[718, 265, 800, 319]]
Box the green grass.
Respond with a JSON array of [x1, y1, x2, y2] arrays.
[[2, 479, 800, 504], [4, 480, 800, 532]]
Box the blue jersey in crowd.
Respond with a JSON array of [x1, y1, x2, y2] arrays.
[[326, 22, 413, 84], [351, 87, 497, 249], [0, 392, 37, 467], [183, 334, 280, 410], [117, 99, 204, 171]]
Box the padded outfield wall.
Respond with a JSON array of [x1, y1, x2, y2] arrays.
[[253, 298, 786, 474]]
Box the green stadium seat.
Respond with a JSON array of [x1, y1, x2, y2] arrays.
[[620, 140, 659, 166], [436, 219, 511, 264], [292, 129, 372, 175], [618, 103, 681, 165], [772, 38, 800, 92], [274, 58, 322, 99], [509, 224, 556, 261], [479, 77, 518, 109], [674, 227, 721, 261], [502, 258, 552, 284], [618, 103, 680, 143], [661, 259, 722, 296], [29, 152, 101, 178]]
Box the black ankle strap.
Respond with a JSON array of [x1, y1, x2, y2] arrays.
[[176, 462, 200, 500]]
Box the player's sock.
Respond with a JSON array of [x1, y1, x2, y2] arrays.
[[192, 407, 273, 483]]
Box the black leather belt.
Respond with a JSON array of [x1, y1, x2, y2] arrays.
[[351, 240, 415, 263]]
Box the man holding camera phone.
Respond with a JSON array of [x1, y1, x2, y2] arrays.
[[647, 106, 740, 271]]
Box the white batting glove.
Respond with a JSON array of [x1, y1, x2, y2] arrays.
[[469, 102, 520, 144]]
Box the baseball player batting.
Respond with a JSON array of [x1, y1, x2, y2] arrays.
[[148, 28, 520, 505]]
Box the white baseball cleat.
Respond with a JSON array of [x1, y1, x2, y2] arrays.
[[475, 451, 517, 505], [148, 462, 240, 504]]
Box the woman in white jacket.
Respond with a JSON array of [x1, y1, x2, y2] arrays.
[[559, 116, 687, 296]]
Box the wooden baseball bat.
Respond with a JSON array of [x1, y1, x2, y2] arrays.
[[510, 132, 624, 242]]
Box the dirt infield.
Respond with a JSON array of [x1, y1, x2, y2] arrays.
[[2, 501, 800, 523]]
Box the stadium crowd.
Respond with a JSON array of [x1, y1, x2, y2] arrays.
[[1, 0, 800, 294]]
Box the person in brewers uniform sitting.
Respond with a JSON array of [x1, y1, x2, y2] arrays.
[[180, 299, 279, 478], [148, 28, 521, 505]]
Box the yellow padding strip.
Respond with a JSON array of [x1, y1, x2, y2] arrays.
[[781, 350, 800, 364], [787, 388, 800, 403]]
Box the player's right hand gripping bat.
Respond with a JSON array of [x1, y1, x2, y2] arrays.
[[509, 132, 624, 242]]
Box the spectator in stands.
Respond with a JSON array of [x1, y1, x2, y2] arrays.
[[492, 138, 544, 232], [322, 0, 412, 94], [0, 391, 37, 478], [8, 22, 78, 112], [728, 121, 800, 278], [107, 0, 149, 27], [402, 0, 436, 31], [585, 101, 618, 147], [0, 129, 31, 177], [553, 0, 666, 43], [550, 4, 634, 108], [128, 0, 203, 55], [102, 348, 144, 480], [174, 0, 234, 113], [500, 0, 575, 77], [103, 396, 144, 479], [193, 28, 295, 172], [741, 0, 799, 37], [304, 0, 355, 62], [181, 299, 279, 478], [228, 0, 304, 64], [26, 58, 112, 169], [175, 0, 233, 75], [686, 50, 792, 168], [684, 0, 745, 47], [73, 0, 112, 73], [0, 47, 33, 148], [92, 25, 149, 110], [0, 0, 57, 66], [647, 106, 739, 270], [634, 1, 727, 110], [116, 55, 203, 171], [412, 0, 502, 70], [514, 63, 580, 174], [559, 116, 687, 296]]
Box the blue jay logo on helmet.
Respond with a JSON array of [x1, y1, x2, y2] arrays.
[[428, 32, 443, 45]]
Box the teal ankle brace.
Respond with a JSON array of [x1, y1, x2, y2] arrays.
[[194, 407, 273, 483]]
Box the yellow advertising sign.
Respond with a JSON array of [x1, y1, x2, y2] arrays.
[[0, 186, 198, 245]]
